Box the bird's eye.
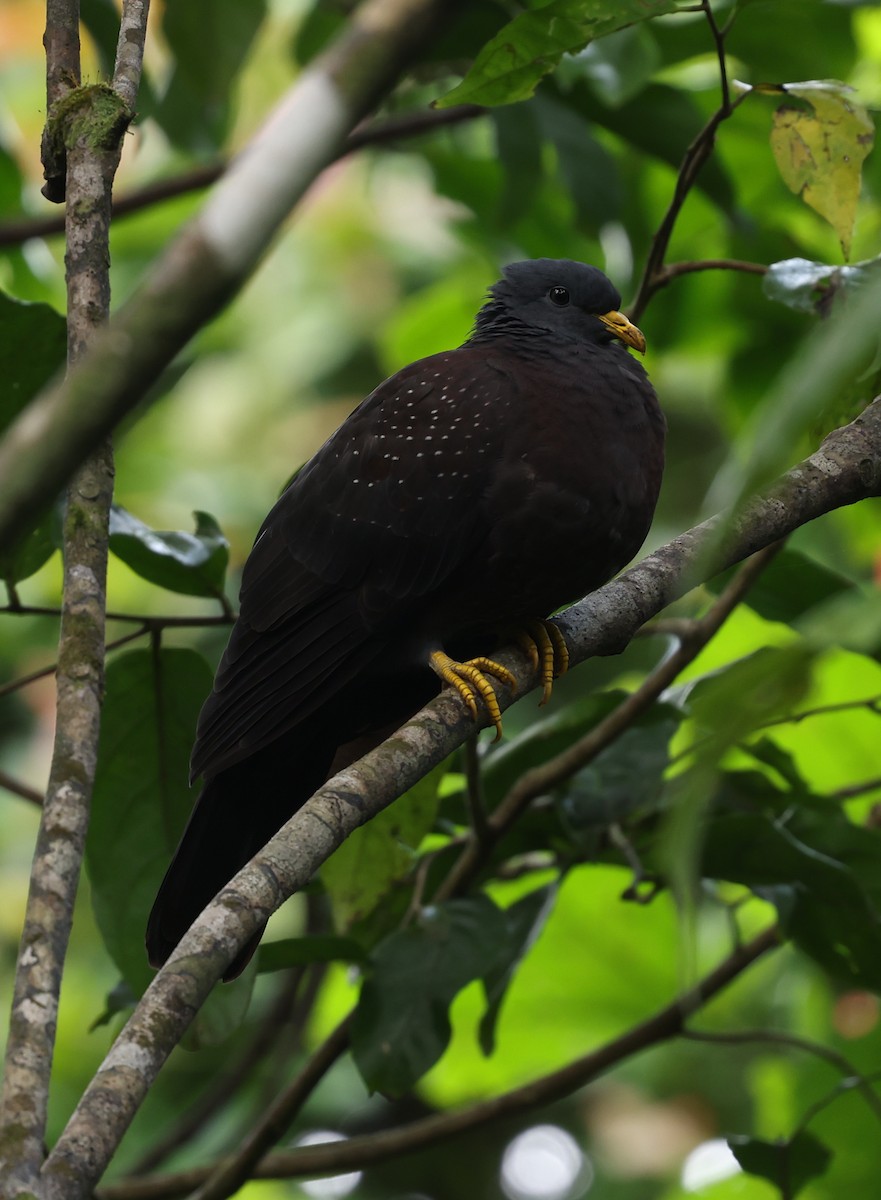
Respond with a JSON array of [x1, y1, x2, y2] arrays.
[[548, 286, 570, 306]]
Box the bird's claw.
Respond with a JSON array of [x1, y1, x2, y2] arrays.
[[515, 620, 569, 705], [429, 650, 516, 741]]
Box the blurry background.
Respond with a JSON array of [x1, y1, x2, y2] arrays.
[[2, 1, 881, 1197]]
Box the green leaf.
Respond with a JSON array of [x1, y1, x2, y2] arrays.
[[435, 0, 680, 109], [479, 885, 557, 1054], [352, 896, 508, 1094], [764, 80, 875, 259], [0, 292, 66, 590], [702, 790, 881, 990], [256, 935, 368, 974], [321, 763, 445, 936], [157, 0, 267, 151], [109, 506, 229, 600], [0, 509, 57, 590], [534, 94, 623, 230], [567, 22, 660, 108], [0, 291, 67, 435], [551, 81, 736, 213], [89, 980, 137, 1032], [87, 648, 214, 994], [559, 703, 680, 840], [705, 548, 855, 624], [493, 104, 544, 228], [728, 1132, 833, 1197], [686, 646, 814, 740], [763, 255, 881, 314]]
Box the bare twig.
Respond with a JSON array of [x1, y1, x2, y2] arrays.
[[188, 1018, 352, 1200], [656, 258, 768, 283], [95, 927, 780, 1199], [0, 105, 484, 249], [0, 771, 43, 808], [630, 4, 747, 322], [683, 1027, 881, 1126]]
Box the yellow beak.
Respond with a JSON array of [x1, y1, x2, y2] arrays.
[[598, 309, 646, 354]]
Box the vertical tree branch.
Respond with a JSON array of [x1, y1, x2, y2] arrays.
[[0, 5, 147, 1195]]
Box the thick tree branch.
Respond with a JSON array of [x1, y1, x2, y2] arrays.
[[40, 399, 881, 1197], [95, 926, 780, 1199], [0, 0, 465, 555]]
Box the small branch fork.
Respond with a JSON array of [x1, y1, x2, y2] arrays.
[[0, 2, 151, 1194], [631, 1, 749, 322]]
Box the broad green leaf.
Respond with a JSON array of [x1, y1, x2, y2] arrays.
[[764, 80, 875, 259], [0, 509, 57, 590], [435, 0, 680, 109], [567, 23, 660, 108], [352, 896, 508, 1094], [493, 104, 544, 228], [157, 0, 267, 150], [109, 506, 229, 600], [0, 293, 66, 434], [705, 548, 855, 625], [702, 782, 881, 990], [0, 292, 66, 589], [559, 704, 680, 840], [552, 81, 736, 213], [687, 646, 814, 741], [763, 255, 881, 314], [729, 1132, 833, 1197], [534, 93, 623, 230], [87, 648, 214, 994], [712, 269, 881, 509], [321, 763, 445, 935], [479, 884, 557, 1054]]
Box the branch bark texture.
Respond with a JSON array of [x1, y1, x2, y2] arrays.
[[39, 398, 881, 1198], [0, 0, 463, 555], [0, 6, 147, 1197]]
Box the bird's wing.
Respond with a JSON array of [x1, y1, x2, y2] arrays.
[[192, 347, 509, 779]]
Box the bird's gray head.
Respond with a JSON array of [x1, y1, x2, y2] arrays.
[[470, 258, 646, 353]]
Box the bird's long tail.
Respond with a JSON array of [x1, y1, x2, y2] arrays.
[[146, 731, 336, 980]]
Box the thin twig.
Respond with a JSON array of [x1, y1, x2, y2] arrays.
[[435, 542, 785, 902], [0, 770, 43, 808], [95, 927, 780, 1199], [129, 969, 307, 1176], [630, 4, 747, 322], [832, 776, 881, 802], [1, 603, 235, 626], [657, 258, 768, 282], [188, 1017, 353, 1200], [0, 626, 148, 700], [683, 1027, 881, 1126], [0, 105, 485, 249]]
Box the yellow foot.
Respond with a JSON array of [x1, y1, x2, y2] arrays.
[[514, 620, 570, 706], [429, 650, 516, 741]]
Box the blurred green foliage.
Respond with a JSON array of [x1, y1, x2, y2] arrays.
[[2, 1, 881, 1197]]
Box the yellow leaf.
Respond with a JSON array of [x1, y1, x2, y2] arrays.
[[769, 81, 874, 260]]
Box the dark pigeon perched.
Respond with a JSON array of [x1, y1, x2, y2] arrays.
[[147, 258, 666, 977]]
